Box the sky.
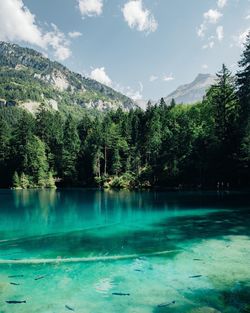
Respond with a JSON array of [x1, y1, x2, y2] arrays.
[[0, 0, 249, 101]]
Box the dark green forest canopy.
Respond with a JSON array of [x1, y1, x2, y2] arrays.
[[1, 34, 250, 189]]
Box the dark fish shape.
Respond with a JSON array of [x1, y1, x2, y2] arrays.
[[189, 275, 202, 278], [8, 275, 24, 278], [65, 305, 75, 311], [10, 282, 20, 285], [134, 269, 143, 272], [157, 300, 176, 308], [34, 275, 46, 281], [112, 292, 130, 296], [193, 259, 202, 261], [6, 300, 26, 304]]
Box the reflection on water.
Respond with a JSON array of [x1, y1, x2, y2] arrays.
[[0, 189, 249, 313]]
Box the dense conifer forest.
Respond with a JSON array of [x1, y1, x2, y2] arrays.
[[0, 35, 250, 190]]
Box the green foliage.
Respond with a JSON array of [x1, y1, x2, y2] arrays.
[[1, 36, 250, 189], [12, 171, 20, 189], [0, 42, 134, 115], [19, 172, 30, 189], [237, 32, 250, 183], [62, 115, 80, 183]]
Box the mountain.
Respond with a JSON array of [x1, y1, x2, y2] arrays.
[[0, 41, 136, 115], [160, 73, 216, 105]]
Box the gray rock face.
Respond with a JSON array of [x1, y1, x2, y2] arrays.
[[161, 73, 216, 105]]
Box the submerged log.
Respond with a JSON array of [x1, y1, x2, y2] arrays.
[[0, 249, 181, 265]]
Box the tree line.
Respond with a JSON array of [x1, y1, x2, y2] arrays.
[[0, 34, 250, 189]]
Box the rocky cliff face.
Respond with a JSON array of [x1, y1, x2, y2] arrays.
[[0, 41, 136, 113]]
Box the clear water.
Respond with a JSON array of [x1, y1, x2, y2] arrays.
[[0, 189, 250, 313]]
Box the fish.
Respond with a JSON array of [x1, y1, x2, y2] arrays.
[[189, 275, 202, 278], [193, 259, 202, 261], [10, 282, 20, 285], [112, 292, 130, 296], [8, 275, 24, 278], [6, 300, 26, 304], [34, 275, 46, 281], [65, 305, 75, 311], [157, 300, 175, 308]]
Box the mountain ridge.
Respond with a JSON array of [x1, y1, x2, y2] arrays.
[[0, 41, 136, 114]]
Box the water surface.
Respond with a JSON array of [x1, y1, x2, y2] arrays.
[[0, 189, 250, 313]]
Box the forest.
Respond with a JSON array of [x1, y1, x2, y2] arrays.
[[0, 35, 250, 190]]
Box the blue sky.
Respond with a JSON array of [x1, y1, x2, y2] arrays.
[[0, 0, 249, 101]]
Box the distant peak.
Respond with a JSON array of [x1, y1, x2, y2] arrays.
[[194, 73, 212, 80], [159, 72, 216, 106]]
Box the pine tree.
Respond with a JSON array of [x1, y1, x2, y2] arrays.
[[12, 171, 20, 189], [205, 64, 240, 182], [46, 172, 56, 188], [159, 97, 167, 107], [170, 98, 176, 108], [62, 115, 80, 183], [112, 148, 122, 175], [24, 135, 50, 188], [0, 117, 11, 186], [19, 172, 30, 189], [237, 32, 250, 130], [206, 64, 239, 143]]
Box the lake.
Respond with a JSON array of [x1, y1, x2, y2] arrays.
[[0, 189, 250, 313]]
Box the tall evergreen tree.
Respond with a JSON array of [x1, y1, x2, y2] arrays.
[[23, 135, 51, 187], [207, 64, 239, 144], [62, 115, 80, 183], [237, 32, 250, 130], [205, 64, 239, 182]]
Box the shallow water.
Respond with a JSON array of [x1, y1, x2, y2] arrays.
[[0, 189, 250, 313]]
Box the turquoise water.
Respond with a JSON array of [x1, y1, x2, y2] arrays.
[[0, 189, 250, 313]]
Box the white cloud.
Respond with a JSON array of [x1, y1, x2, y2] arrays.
[[149, 75, 158, 82], [204, 9, 222, 24], [217, 0, 227, 9], [197, 8, 222, 40], [89, 68, 143, 101], [68, 31, 82, 38], [197, 23, 206, 37], [216, 25, 224, 41], [163, 73, 174, 82], [0, 0, 71, 61], [246, 14, 250, 20], [90, 67, 112, 86], [43, 24, 71, 60], [202, 64, 208, 69], [124, 86, 143, 101], [202, 41, 215, 49], [0, 0, 44, 47], [114, 82, 143, 101], [78, 0, 103, 17], [122, 0, 158, 33]]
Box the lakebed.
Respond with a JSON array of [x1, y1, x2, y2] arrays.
[[0, 189, 249, 313]]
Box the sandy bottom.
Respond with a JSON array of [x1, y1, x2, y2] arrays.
[[0, 235, 250, 313]]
